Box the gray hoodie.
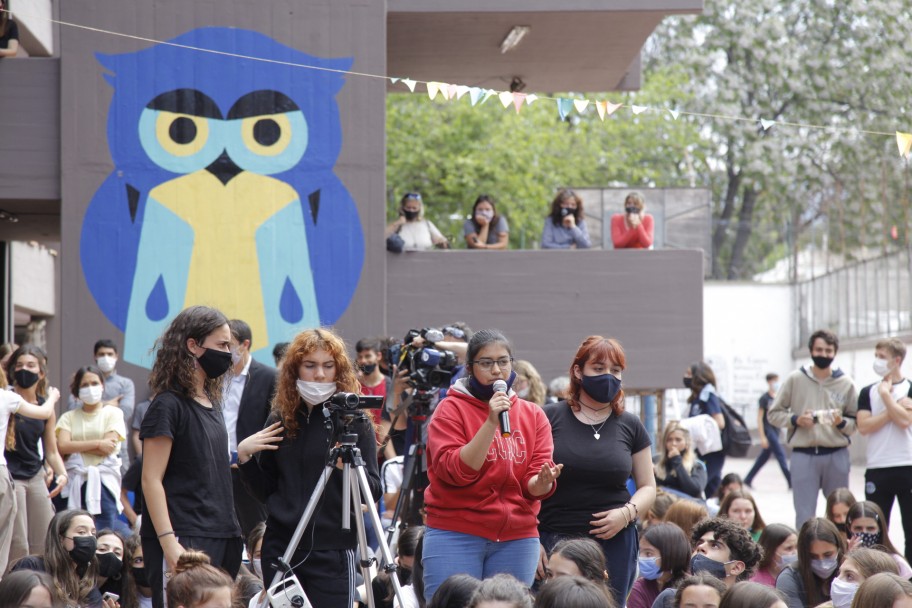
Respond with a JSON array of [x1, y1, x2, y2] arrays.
[[767, 366, 857, 449]]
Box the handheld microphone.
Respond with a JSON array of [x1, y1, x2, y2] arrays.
[[493, 379, 511, 438]]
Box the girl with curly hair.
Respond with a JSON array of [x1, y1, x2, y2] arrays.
[[140, 305, 241, 608], [238, 327, 381, 608]]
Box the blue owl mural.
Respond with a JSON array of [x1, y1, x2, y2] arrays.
[[80, 27, 365, 367]]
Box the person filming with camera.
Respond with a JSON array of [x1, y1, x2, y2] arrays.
[[421, 329, 562, 601], [238, 328, 381, 608]]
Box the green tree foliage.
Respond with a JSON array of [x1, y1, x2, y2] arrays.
[[648, 0, 912, 279], [386, 68, 708, 249]]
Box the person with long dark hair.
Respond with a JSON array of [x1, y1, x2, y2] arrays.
[[238, 328, 381, 608], [6, 345, 66, 566], [464, 195, 509, 250], [718, 490, 766, 541], [627, 523, 691, 608], [683, 361, 726, 497], [538, 336, 655, 606], [0, 570, 60, 608], [750, 524, 797, 587], [845, 500, 912, 577], [540, 190, 591, 249], [422, 329, 560, 601], [775, 517, 845, 608], [140, 305, 241, 608]]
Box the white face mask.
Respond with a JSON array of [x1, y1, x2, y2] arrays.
[[829, 577, 859, 608], [79, 385, 105, 405], [477, 209, 494, 221], [873, 358, 892, 377], [296, 380, 337, 405], [96, 355, 116, 373], [252, 558, 263, 580], [517, 387, 530, 399]]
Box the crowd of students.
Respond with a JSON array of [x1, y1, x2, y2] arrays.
[[2, 310, 912, 608], [385, 190, 655, 252]]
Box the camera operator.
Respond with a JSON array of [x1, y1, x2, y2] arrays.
[[237, 328, 381, 608]]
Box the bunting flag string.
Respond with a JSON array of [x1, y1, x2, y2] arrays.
[[9, 6, 907, 156]]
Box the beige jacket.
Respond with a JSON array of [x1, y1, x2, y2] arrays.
[[767, 366, 857, 448]]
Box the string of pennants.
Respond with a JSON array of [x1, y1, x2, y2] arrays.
[[8, 7, 910, 160], [393, 77, 912, 160]]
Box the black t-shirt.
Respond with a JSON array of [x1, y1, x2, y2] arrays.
[[5, 397, 47, 480], [539, 401, 650, 535], [759, 392, 776, 432], [139, 391, 240, 538], [0, 21, 19, 50], [122, 454, 143, 516]]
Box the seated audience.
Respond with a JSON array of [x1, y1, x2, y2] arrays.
[[386, 192, 449, 251], [655, 422, 707, 499], [540, 189, 591, 249], [673, 575, 727, 608], [825, 488, 856, 542], [718, 490, 765, 541], [664, 499, 709, 541], [124, 534, 152, 608], [535, 576, 617, 608], [851, 572, 912, 607], [824, 547, 899, 608], [628, 523, 691, 608], [468, 574, 532, 608], [645, 491, 679, 528], [96, 530, 127, 601], [707, 473, 744, 516], [543, 538, 612, 601], [845, 501, 912, 577], [464, 195, 509, 250], [166, 551, 233, 608], [427, 574, 482, 608], [370, 525, 424, 608], [0, 570, 60, 608], [750, 524, 797, 587], [775, 518, 845, 608], [611, 191, 654, 249], [719, 582, 787, 608]]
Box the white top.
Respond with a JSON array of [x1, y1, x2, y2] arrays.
[[863, 379, 912, 469], [0, 391, 21, 466], [223, 355, 252, 452], [397, 220, 444, 251]]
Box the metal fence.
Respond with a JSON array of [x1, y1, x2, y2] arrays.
[[795, 249, 912, 349]]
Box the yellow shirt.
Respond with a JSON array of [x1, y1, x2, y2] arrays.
[[56, 405, 127, 467]]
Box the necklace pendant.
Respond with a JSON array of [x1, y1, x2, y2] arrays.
[[594, 433, 601, 440]]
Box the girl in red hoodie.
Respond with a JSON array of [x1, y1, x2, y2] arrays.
[[422, 329, 561, 601]]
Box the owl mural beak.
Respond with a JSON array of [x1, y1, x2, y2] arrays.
[[206, 150, 244, 185]]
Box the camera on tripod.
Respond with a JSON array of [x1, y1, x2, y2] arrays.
[[388, 328, 458, 391]]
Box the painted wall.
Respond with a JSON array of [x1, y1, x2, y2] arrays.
[[59, 0, 386, 392]]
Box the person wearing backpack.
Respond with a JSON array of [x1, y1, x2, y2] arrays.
[[767, 329, 857, 530], [683, 362, 726, 497]]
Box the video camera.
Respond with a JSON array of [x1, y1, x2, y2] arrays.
[[388, 328, 458, 391]]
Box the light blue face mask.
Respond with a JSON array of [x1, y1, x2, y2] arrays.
[[638, 556, 662, 580]]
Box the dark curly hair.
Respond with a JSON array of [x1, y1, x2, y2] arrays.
[[691, 517, 762, 581], [148, 306, 229, 404]]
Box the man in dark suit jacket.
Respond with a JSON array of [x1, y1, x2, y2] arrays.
[[226, 319, 278, 537]]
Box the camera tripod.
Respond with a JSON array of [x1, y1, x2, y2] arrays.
[[384, 390, 436, 547], [263, 414, 405, 608]]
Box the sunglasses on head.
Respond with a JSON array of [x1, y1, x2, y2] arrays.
[[404, 192, 422, 200]]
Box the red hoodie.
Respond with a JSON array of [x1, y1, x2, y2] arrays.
[[425, 381, 556, 542]]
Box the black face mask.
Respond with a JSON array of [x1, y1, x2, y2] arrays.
[[132, 566, 149, 588], [468, 370, 517, 402], [360, 363, 377, 375], [690, 554, 728, 580], [560, 207, 575, 218], [403, 209, 420, 221], [397, 566, 413, 586], [835, 522, 847, 534], [812, 355, 834, 370], [197, 348, 233, 379], [580, 373, 622, 404], [625, 206, 639, 214], [14, 369, 40, 389], [683, 377, 693, 389], [97, 551, 123, 579], [67, 535, 97, 565]]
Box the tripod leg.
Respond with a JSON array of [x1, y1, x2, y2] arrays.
[[356, 466, 406, 608], [349, 466, 379, 608], [385, 443, 419, 547], [266, 464, 335, 591]]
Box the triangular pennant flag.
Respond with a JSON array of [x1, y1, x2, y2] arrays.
[[605, 101, 622, 115], [469, 87, 484, 106], [557, 98, 574, 120], [525, 94, 538, 105], [402, 78, 416, 92], [480, 89, 497, 105], [427, 82, 442, 100], [595, 101, 607, 121], [669, 109, 680, 120], [760, 119, 775, 130], [389, 77, 400, 84], [631, 105, 648, 115], [498, 91, 514, 108], [896, 132, 912, 158], [512, 92, 527, 113], [447, 84, 459, 100], [573, 99, 590, 113], [455, 85, 470, 100]]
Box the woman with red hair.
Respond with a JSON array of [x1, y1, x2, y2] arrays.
[[538, 336, 655, 606]]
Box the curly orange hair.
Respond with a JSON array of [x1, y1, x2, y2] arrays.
[[273, 328, 360, 438]]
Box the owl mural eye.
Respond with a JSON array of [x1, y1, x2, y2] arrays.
[[226, 90, 308, 175], [138, 88, 225, 173]]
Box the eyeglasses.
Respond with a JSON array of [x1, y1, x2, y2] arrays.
[[471, 357, 514, 371]]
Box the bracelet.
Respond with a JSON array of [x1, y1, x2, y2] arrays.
[[158, 531, 175, 539], [626, 501, 639, 518], [619, 507, 630, 527]]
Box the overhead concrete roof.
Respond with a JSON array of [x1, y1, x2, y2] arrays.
[[387, 1, 703, 93]]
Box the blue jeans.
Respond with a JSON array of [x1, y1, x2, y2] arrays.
[[81, 483, 119, 531], [744, 427, 791, 487], [421, 527, 540, 601]]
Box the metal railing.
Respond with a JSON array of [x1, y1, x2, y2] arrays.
[[795, 248, 912, 349]]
